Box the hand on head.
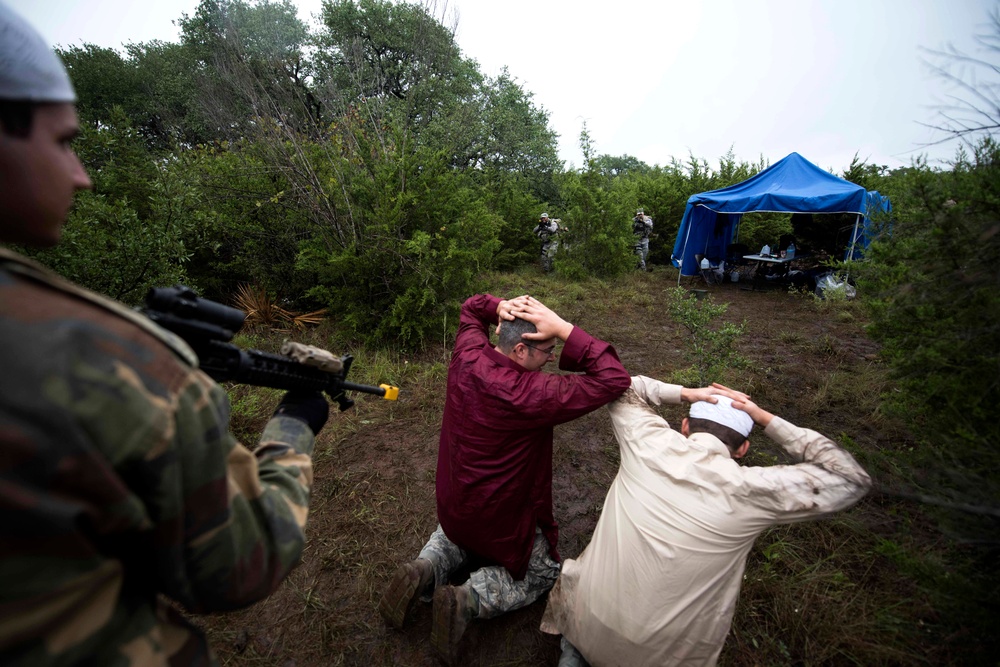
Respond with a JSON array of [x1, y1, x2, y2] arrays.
[[507, 295, 573, 342], [710, 383, 774, 428], [682, 382, 750, 406], [497, 295, 530, 321], [495, 295, 531, 335]]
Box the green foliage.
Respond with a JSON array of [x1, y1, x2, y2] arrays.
[[473, 69, 561, 171], [59, 45, 144, 130], [178, 0, 318, 140], [472, 68, 561, 202], [554, 124, 634, 278], [631, 148, 767, 266], [297, 145, 501, 348], [592, 153, 651, 178], [316, 0, 462, 104], [478, 173, 546, 270], [664, 287, 748, 386], [841, 152, 892, 193], [738, 212, 792, 254], [20, 112, 202, 304], [180, 138, 315, 300], [60, 38, 205, 150], [853, 138, 1000, 542]]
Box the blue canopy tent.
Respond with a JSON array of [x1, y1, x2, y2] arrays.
[[844, 190, 893, 260], [671, 152, 891, 279]]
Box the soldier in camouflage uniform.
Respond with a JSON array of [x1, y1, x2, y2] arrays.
[[533, 212, 559, 272], [632, 208, 653, 271], [0, 6, 328, 665]]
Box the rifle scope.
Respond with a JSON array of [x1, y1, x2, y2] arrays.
[[146, 285, 247, 340]]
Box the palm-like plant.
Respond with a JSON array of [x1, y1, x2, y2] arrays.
[[233, 283, 327, 331]]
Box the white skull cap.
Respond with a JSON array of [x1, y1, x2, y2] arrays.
[[689, 395, 754, 438], [0, 3, 76, 102]]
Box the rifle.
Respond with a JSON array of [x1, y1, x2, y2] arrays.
[[142, 285, 399, 411]]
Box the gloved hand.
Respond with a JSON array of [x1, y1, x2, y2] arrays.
[[273, 390, 329, 435]]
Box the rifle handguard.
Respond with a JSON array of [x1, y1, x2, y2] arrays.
[[281, 341, 345, 372], [281, 341, 399, 402]]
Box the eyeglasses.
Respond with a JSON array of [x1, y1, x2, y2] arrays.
[[522, 342, 557, 356]]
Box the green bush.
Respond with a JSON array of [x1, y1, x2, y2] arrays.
[[554, 126, 634, 279], [21, 114, 200, 304], [664, 287, 748, 386], [853, 139, 1000, 542]]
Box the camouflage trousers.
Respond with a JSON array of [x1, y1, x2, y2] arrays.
[[418, 524, 560, 619], [540, 241, 557, 272], [633, 237, 649, 270]]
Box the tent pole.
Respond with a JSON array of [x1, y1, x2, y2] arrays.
[[845, 214, 862, 281], [677, 214, 695, 287]]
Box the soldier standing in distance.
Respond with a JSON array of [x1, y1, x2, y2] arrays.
[[533, 211, 560, 272], [633, 208, 653, 271], [0, 5, 330, 664]]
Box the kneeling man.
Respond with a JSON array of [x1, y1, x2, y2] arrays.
[[541, 377, 872, 666]]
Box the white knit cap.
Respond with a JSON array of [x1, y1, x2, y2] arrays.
[[0, 3, 76, 102], [689, 395, 753, 438]]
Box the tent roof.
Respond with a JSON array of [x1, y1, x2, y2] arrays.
[[670, 153, 890, 276], [687, 152, 868, 215]]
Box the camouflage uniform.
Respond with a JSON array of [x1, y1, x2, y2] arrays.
[[418, 525, 560, 618], [0, 248, 315, 666], [632, 214, 653, 271], [533, 218, 560, 272]]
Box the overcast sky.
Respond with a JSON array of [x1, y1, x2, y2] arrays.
[[8, 0, 998, 172]]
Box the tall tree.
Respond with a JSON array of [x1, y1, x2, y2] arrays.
[[314, 0, 466, 105], [178, 0, 320, 139], [593, 153, 650, 179], [60, 40, 207, 150], [555, 123, 634, 278]]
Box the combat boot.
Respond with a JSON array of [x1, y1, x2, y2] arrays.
[[431, 583, 477, 665], [378, 558, 433, 629]]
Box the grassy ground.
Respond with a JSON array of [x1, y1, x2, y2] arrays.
[[192, 266, 997, 666]]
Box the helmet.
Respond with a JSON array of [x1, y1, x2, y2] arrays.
[[540, 212, 549, 219], [636, 208, 644, 215]]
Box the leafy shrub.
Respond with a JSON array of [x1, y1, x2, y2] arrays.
[[21, 116, 202, 304], [664, 287, 748, 385], [554, 126, 634, 279], [853, 139, 1000, 542]]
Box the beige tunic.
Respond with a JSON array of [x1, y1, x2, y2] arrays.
[[541, 376, 871, 666]]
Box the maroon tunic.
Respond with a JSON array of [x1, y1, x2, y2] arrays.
[[435, 294, 631, 579]]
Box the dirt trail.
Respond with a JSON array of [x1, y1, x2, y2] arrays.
[[197, 272, 882, 666]]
